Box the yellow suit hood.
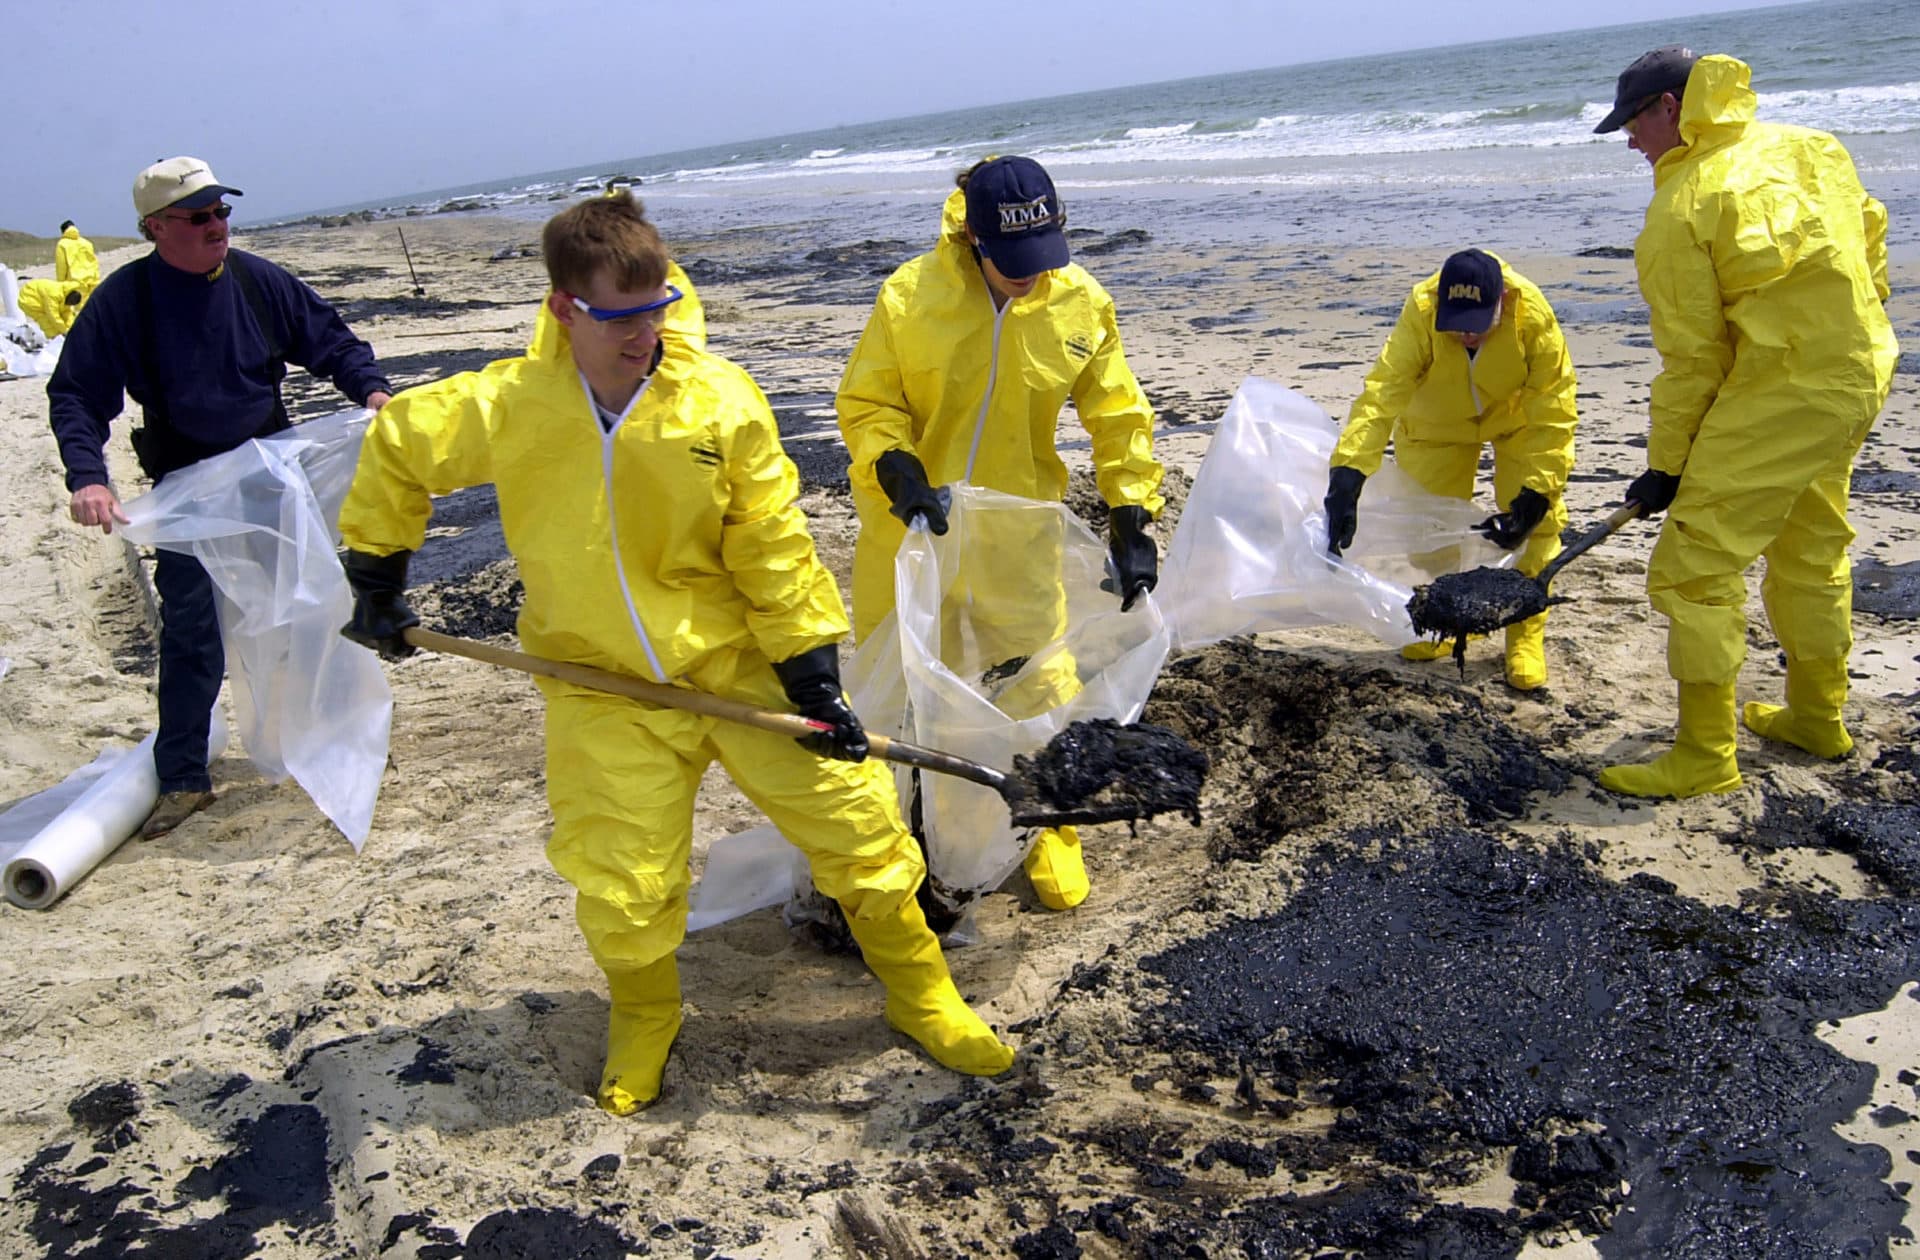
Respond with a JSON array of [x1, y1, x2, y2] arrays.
[[1654, 54, 1756, 187]]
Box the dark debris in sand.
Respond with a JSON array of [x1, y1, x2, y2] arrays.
[[816, 641, 1920, 1257], [1146, 640, 1571, 862], [13, 635, 1919, 1257]]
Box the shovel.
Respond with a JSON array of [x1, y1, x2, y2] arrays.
[[396, 227, 426, 298], [401, 627, 1195, 828], [1405, 502, 1647, 659]]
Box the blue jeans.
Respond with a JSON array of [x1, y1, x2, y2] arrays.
[[152, 549, 223, 793]]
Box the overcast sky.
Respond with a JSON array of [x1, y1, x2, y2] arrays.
[[13, 0, 1791, 234]]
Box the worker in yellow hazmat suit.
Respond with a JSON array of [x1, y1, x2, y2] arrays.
[[1324, 248, 1578, 691], [18, 277, 85, 338], [337, 191, 1012, 1114], [55, 222, 100, 297], [837, 155, 1165, 911], [1592, 48, 1897, 798]]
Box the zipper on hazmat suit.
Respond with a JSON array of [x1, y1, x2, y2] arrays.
[[581, 369, 670, 684]]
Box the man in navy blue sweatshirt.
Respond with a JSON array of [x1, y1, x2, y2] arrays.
[[48, 156, 393, 839]]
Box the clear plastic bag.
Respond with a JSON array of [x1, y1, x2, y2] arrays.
[[1158, 376, 1512, 653], [118, 409, 392, 847], [856, 485, 1170, 898]]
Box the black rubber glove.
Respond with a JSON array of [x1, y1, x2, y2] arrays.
[[1324, 466, 1366, 556], [1624, 469, 1681, 516], [874, 449, 951, 535], [341, 549, 420, 660], [772, 645, 869, 762], [1474, 486, 1552, 550], [1107, 505, 1158, 612]]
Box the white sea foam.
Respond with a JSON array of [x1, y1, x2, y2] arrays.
[[1758, 81, 1920, 136]]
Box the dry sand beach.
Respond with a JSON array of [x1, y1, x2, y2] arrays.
[[1, 203, 1918, 1258]]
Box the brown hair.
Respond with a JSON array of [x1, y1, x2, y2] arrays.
[[954, 156, 994, 192], [541, 189, 667, 295]]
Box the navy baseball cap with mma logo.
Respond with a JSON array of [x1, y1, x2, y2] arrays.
[[1434, 248, 1504, 334], [964, 156, 1070, 279]]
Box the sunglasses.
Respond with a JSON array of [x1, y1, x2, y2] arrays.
[[567, 285, 683, 330], [1621, 94, 1665, 134], [162, 204, 233, 226]]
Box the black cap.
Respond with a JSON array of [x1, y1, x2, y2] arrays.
[[964, 156, 1069, 278], [1595, 45, 1698, 134], [1434, 249, 1503, 334]]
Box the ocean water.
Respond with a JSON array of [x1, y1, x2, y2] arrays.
[[298, 0, 1919, 253]]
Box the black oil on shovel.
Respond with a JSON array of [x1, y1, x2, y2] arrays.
[[1405, 502, 1647, 673]]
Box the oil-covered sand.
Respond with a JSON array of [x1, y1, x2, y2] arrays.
[[1, 211, 1917, 1258]]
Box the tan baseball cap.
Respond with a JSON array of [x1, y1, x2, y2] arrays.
[[132, 156, 244, 218]]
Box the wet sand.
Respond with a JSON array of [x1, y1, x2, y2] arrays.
[[0, 202, 1917, 1257]]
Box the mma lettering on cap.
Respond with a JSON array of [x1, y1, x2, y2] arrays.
[[1448, 283, 1483, 302], [998, 197, 1056, 234]]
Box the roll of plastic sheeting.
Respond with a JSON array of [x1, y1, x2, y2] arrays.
[[3, 711, 229, 911]]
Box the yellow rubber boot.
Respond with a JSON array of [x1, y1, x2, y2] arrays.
[[597, 955, 682, 1116], [1022, 826, 1089, 910], [1743, 656, 1854, 759], [1503, 612, 1548, 692], [1403, 634, 1481, 662], [1598, 681, 1743, 799], [844, 894, 1014, 1077]]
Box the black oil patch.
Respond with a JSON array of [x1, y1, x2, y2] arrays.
[[1407, 566, 1553, 651], [1747, 798, 1920, 897], [1852, 469, 1920, 495], [458, 1206, 637, 1259], [1819, 804, 1920, 897], [66, 1080, 141, 1154], [404, 485, 521, 640], [1146, 642, 1570, 862], [17, 1100, 333, 1259], [1855, 559, 1920, 621], [1135, 832, 1919, 1256], [1011, 719, 1208, 827]]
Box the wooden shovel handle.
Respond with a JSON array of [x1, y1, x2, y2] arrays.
[[404, 627, 821, 737], [1536, 502, 1646, 588], [399, 627, 1015, 796]]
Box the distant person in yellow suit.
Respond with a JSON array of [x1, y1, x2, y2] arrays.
[[17, 277, 85, 338], [1592, 47, 1897, 798], [837, 155, 1166, 912], [337, 191, 1013, 1115], [55, 221, 100, 296], [1324, 248, 1578, 691]]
